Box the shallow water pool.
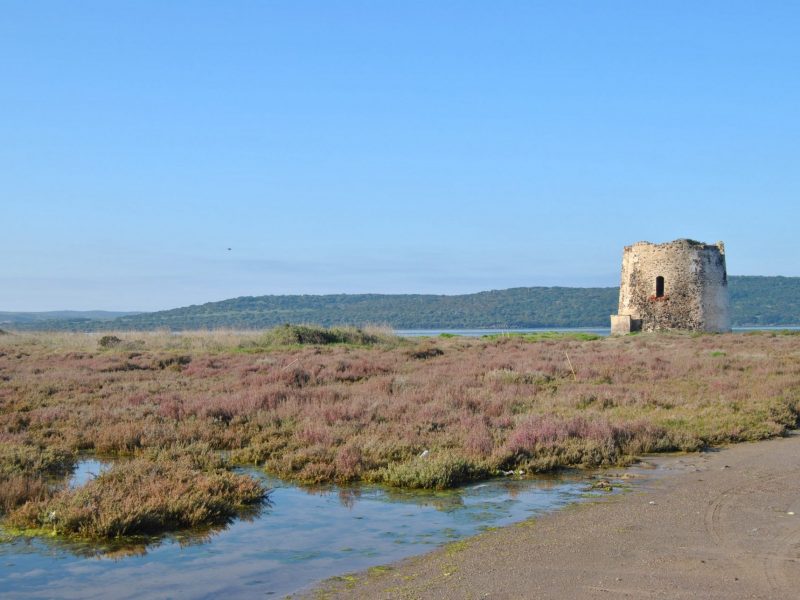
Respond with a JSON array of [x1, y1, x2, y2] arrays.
[[1, 464, 591, 599]]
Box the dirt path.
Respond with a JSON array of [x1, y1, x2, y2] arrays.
[[308, 434, 800, 599]]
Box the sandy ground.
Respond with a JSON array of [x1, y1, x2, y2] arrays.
[[307, 434, 800, 599]]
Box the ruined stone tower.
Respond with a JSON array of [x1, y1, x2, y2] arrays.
[[610, 239, 730, 335]]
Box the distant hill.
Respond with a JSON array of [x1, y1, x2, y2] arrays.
[[6, 276, 800, 331], [0, 310, 141, 326], [728, 276, 800, 326], [108, 287, 620, 330]]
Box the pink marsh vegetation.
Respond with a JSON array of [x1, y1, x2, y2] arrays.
[[1, 329, 799, 499]]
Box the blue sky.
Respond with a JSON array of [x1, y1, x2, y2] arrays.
[[2, 2, 798, 311]]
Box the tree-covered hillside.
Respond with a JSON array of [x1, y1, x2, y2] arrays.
[[728, 276, 800, 325], [106, 287, 620, 331], [8, 276, 800, 331]]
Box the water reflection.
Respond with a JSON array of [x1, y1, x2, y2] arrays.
[[3, 503, 270, 561], [337, 487, 359, 509]]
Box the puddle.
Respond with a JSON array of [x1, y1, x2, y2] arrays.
[[68, 459, 110, 488], [1, 463, 602, 599]]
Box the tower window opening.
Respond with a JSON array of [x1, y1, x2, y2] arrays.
[[656, 276, 665, 298]]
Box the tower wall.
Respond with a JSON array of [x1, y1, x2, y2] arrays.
[[612, 239, 730, 333]]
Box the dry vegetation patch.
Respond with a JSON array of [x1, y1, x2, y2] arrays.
[[1, 327, 800, 538]]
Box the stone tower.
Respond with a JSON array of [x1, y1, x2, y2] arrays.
[[610, 239, 730, 335]]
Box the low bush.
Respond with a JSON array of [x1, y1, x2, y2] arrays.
[[98, 335, 123, 348], [370, 452, 490, 489], [257, 324, 397, 347], [0, 475, 50, 513], [7, 456, 268, 538], [0, 443, 75, 478], [142, 442, 228, 470], [408, 347, 444, 360], [501, 416, 677, 471]]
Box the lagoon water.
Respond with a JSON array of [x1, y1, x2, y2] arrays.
[[396, 327, 612, 337], [0, 463, 589, 599], [396, 326, 800, 337]]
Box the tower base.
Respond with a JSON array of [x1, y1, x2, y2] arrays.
[[610, 314, 642, 336]]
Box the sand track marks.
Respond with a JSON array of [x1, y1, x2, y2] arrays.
[[702, 469, 800, 599]]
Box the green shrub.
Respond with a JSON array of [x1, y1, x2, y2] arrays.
[[98, 335, 123, 348], [256, 324, 397, 347], [370, 452, 489, 489]]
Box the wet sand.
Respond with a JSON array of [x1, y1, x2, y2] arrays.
[[309, 433, 800, 599]]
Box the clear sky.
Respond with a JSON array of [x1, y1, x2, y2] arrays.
[[2, 2, 798, 311]]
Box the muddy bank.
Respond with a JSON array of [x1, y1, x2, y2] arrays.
[[310, 433, 800, 599]]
